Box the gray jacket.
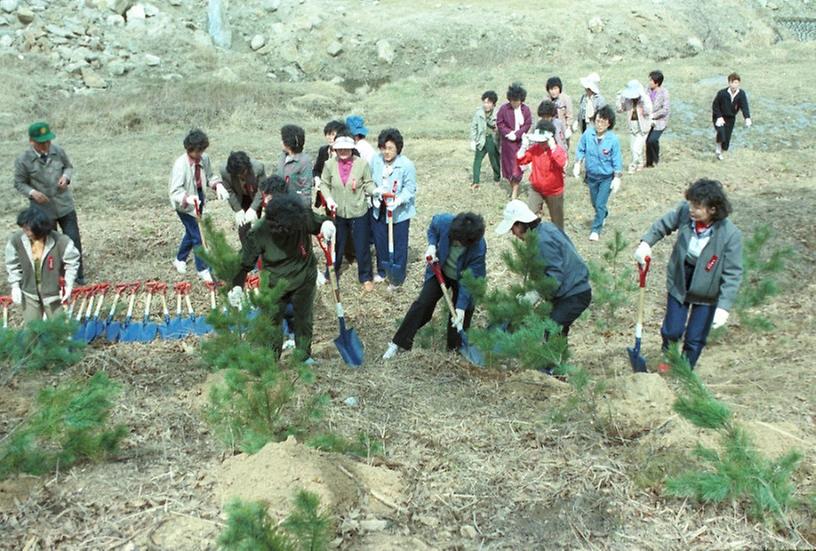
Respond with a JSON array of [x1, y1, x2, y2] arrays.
[[536, 223, 591, 300], [642, 202, 742, 310], [470, 107, 498, 150], [219, 159, 266, 212], [5, 230, 80, 305], [14, 144, 75, 219]]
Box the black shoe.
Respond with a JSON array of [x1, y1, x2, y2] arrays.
[[76, 277, 86, 285]]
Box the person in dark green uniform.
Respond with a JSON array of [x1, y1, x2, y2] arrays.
[[228, 193, 335, 361]]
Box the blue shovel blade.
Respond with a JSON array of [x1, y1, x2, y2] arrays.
[[334, 318, 364, 367], [627, 338, 647, 373], [458, 331, 485, 367], [106, 319, 123, 342]]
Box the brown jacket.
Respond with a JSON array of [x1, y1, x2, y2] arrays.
[[219, 159, 266, 212], [5, 230, 80, 305], [14, 144, 75, 219]]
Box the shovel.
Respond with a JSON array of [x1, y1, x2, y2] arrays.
[[110, 282, 141, 343], [0, 295, 12, 329], [83, 282, 110, 343], [427, 256, 485, 367], [70, 286, 89, 338], [193, 198, 208, 251], [129, 281, 159, 343], [151, 282, 173, 339], [102, 283, 130, 340], [627, 256, 651, 373], [381, 188, 403, 285], [244, 273, 261, 319], [183, 286, 211, 336], [167, 282, 192, 339], [317, 235, 364, 367]]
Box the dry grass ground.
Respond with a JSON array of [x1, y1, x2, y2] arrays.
[[1, 7, 816, 548]]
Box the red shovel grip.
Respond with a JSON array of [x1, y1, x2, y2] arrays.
[[426, 255, 446, 286], [316, 234, 333, 266], [0, 296, 12, 307], [245, 274, 260, 290], [173, 281, 191, 295], [637, 256, 651, 288]]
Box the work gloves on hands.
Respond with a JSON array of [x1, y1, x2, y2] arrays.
[[572, 162, 582, 179], [517, 290, 541, 306], [387, 195, 402, 211], [324, 197, 337, 214], [745, 118, 752, 128], [228, 286, 244, 308], [320, 220, 336, 242], [59, 284, 72, 303], [469, 141, 477, 152], [715, 117, 725, 128], [564, 127, 573, 140], [215, 183, 230, 201], [633, 241, 652, 267], [546, 137, 557, 151], [234, 210, 246, 226], [451, 308, 465, 332], [711, 308, 729, 329], [424, 244, 437, 262], [313, 176, 321, 190], [244, 209, 258, 224], [11, 284, 22, 305], [505, 131, 517, 142], [610, 177, 622, 195]]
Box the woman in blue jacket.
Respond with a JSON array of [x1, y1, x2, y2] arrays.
[[382, 212, 486, 359]]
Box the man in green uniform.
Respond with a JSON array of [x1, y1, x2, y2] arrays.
[[229, 193, 336, 361], [14, 122, 85, 283]]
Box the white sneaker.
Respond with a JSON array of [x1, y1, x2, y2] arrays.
[[373, 274, 385, 283], [197, 269, 213, 282], [589, 232, 600, 242], [282, 338, 296, 351], [716, 152, 724, 161], [387, 284, 400, 293], [382, 342, 400, 360], [173, 259, 187, 274], [316, 270, 327, 286]]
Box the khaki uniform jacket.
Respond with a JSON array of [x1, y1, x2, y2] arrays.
[[168, 153, 221, 214], [219, 159, 266, 212], [320, 157, 374, 219], [469, 107, 498, 151], [14, 144, 75, 219], [275, 152, 312, 207], [5, 230, 80, 305]]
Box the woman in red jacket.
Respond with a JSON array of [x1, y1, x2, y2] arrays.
[[516, 121, 568, 229]]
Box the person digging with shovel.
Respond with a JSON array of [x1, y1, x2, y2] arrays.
[[634, 178, 742, 370], [495, 200, 592, 373], [228, 193, 336, 363], [382, 212, 486, 360]]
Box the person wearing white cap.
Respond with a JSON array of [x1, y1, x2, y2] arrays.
[[495, 200, 592, 345], [575, 72, 607, 135], [617, 79, 653, 173]]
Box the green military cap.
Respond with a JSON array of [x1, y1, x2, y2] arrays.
[[28, 121, 55, 143]]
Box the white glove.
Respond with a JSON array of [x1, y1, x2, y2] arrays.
[[715, 117, 725, 128], [745, 118, 752, 128], [517, 290, 541, 306], [546, 137, 557, 150], [244, 209, 258, 224], [711, 308, 729, 329], [320, 220, 336, 242], [506, 131, 517, 141], [387, 195, 402, 211], [11, 284, 22, 305], [610, 177, 621, 195], [60, 285, 72, 303], [451, 308, 465, 332], [516, 145, 527, 160], [521, 133, 530, 148], [228, 286, 244, 308], [571, 120, 579, 133], [564, 127, 573, 140], [469, 141, 477, 152], [634, 241, 652, 266], [572, 162, 581, 179], [215, 183, 230, 201], [424, 244, 437, 262], [313, 175, 321, 190], [234, 210, 246, 226], [324, 197, 337, 214]]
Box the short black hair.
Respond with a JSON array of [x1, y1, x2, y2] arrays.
[[546, 76, 563, 93], [537, 99, 557, 119], [323, 120, 346, 136], [728, 72, 741, 83], [649, 70, 664, 86], [535, 120, 556, 135], [449, 212, 486, 247], [506, 82, 527, 102], [377, 128, 404, 154], [281, 124, 305, 154], [17, 206, 53, 239], [514, 217, 541, 234], [264, 192, 308, 234], [259, 174, 288, 195], [226, 151, 251, 177], [685, 179, 732, 221], [183, 129, 209, 152], [481, 90, 498, 104], [593, 105, 616, 129]]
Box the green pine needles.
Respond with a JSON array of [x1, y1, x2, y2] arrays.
[[0, 313, 85, 383], [218, 490, 331, 551], [663, 345, 802, 526], [733, 224, 790, 331], [0, 372, 127, 480], [587, 230, 637, 329]]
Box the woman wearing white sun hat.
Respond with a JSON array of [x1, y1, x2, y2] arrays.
[[575, 72, 607, 135], [616, 79, 653, 173]]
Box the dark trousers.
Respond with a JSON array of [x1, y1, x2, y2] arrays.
[[371, 210, 410, 286], [472, 134, 501, 184], [334, 214, 373, 283], [272, 280, 316, 358], [661, 293, 716, 368], [393, 275, 474, 351], [550, 289, 592, 339], [56, 210, 84, 282], [645, 128, 663, 167], [715, 117, 736, 151], [176, 190, 207, 272]]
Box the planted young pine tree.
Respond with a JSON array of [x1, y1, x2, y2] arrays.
[[0, 372, 127, 480], [196, 217, 328, 454], [587, 229, 637, 330], [0, 313, 85, 383], [663, 345, 802, 526], [218, 490, 331, 551]]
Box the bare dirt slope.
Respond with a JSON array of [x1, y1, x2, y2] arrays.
[[1, 0, 816, 549]]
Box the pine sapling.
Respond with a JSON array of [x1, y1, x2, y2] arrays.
[[587, 230, 637, 330], [0, 313, 85, 383]]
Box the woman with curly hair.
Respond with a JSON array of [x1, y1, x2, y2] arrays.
[[496, 82, 533, 200]]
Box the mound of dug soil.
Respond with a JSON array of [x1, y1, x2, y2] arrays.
[[214, 436, 404, 519], [602, 373, 676, 439]]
